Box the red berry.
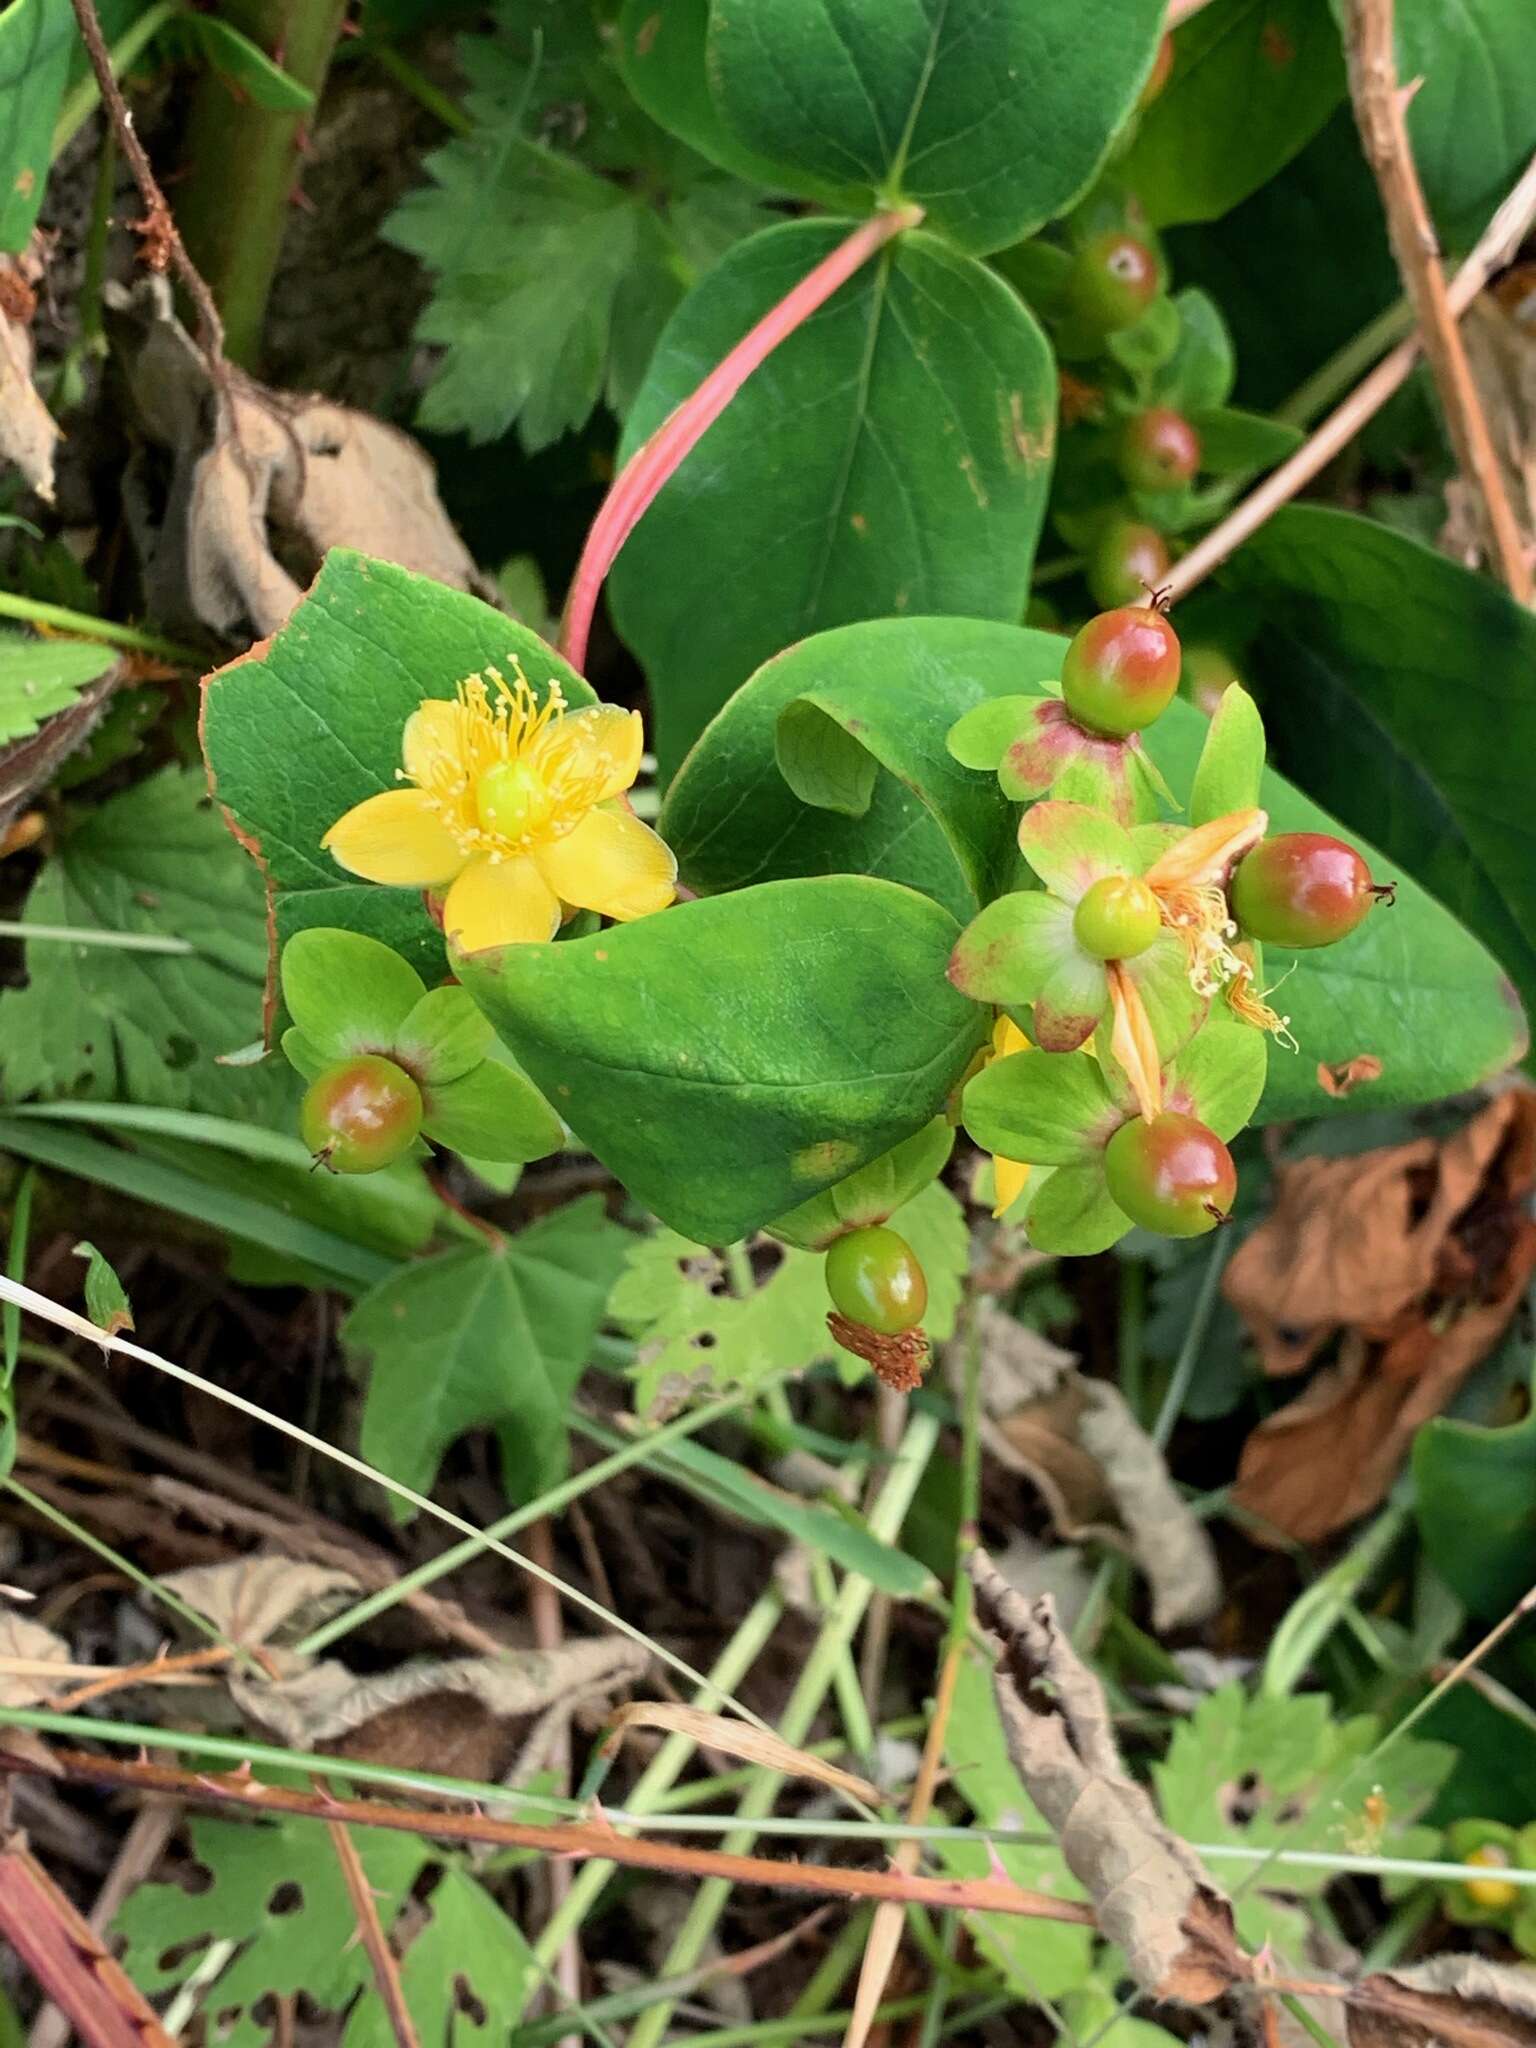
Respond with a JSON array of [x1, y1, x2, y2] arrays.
[[1067, 231, 1160, 335], [1060, 604, 1181, 738], [1229, 833, 1379, 949], [1138, 32, 1174, 106], [1086, 519, 1171, 611], [1180, 644, 1243, 717], [824, 1226, 927, 1336], [301, 1054, 422, 1174], [1120, 407, 1202, 491], [1073, 874, 1161, 960], [1104, 1112, 1236, 1237]]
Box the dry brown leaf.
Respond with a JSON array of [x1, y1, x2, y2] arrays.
[[0, 239, 57, 502], [1317, 1055, 1385, 1099], [967, 1548, 1250, 2005], [975, 1307, 1220, 1631], [104, 278, 495, 641], [1347, 1953, 1536, 2047], [599, 1703, 880, 1805], [1228, 1090, 1536, 1543], [159, 1554, 360, 1654], [0, 1615, 69, 1708], [231, 1635, 649, 1787]]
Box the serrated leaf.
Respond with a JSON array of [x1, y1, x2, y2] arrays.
[[0, 767, 285, 1118], [0, 632, 115, 744], [344, 1867, 535, 2048], [71, 1240, 131, 1336], [201, 551, 593, 985], [610, 221, 1056, 777], [280, 927, 426, 1059], [348, 1196, 629, 1509]]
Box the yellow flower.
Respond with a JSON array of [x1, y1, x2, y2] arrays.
[[988, 1015, 1033, 1218], [322, 665, 677, 954]]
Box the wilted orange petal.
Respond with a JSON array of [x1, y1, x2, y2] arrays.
[[1107, 961, 1163, 1123], [1145, 807, 1267, 894]]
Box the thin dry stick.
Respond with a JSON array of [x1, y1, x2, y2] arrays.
[[326, 1805, 421, 2048], [27, 1798, 181, 2048], [1343, 0, 1532, 600], [0, 1833, 175, 2048], [527, 1515, 581, 2048], [1162, 147, 1536, 603], [65, 0, 225, 359], [0, 1745, 1097, 1927]]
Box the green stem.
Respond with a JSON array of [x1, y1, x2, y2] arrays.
[[621, 1410, 940, 2048], [1151, 1235, 1230, 1450], [1262, 1499, 1410, 1698], [0, 921, 193, 954], [368, 41, 474, 136], [810, 1552, 878, 1764], [1276, 298, 1416, 429], [52, 0, 181, 160], [786, 1904, 875, 2020], [0, 591, 198, 662]]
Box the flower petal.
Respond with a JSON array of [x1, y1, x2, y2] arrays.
[[401, 698, 462, 784], [992, 1015, 1031, 1060], [534, 804, 676, 921], [1144, 807, 1267, 894], [992, 1154, 1031, 1219], [534, 705, 644, 804], [1106, 961, 1163, 1123], [441, 854, 560, 954], [1019, 801, 1136, 904], [323, 789, 465, 887]]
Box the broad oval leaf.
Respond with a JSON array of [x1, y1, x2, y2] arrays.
[[455, 876, 987, 1244], [609, 220, 1056, 778], [201, 551, 591, 982], [1414, 1381, 1536, 1620], [615, 0, 795, 190], [663, 618, 1064, 919], [1117, 0, 1345, 227], [706, 0, 1165, 253], [1397, 0, 1536, 250]]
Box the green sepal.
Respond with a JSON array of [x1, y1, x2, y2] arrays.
[[280, 928, 426, 1060], [1122, 932, 1207, 1062], [947, 695, 1046, 772], [1022, 1163, 1132, 1255], [420, 1058, 565, 1165], [394, 985, 495, 1087], [1158, 288, 1235, 413], [992, 239, 1074, 316], [768, 1117, 955, 1250], [962, 1046, 1119, 1167], [948, 891, 1073, 1009], [1019, 801, 1134, 902], [281, 1028, 328, 1083], [1164, 1019, 1269, 1141], [1106, 293, 1180, 379], [1189, 682, 1266, 825], [1126, 738, 1180, 814]]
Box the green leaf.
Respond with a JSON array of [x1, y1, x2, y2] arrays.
[[187, 15, 316, 112], [0, 767, 284, 1118], [962, 1047, 1118, 1167], [615, 0, 793, 189], [1189, 681, 1265, 825], [71, 1239, 131, 1336], [280, 928, 427, 1060], [200, 551, 592, 984], [1117, 0, 1345, 227], [419, 1054, 565, 1164], [115, 1815, 430, 2048], [938, 1650, 1093, 1998], [1209, 504, 1536, 1074], [609, 221, 1056, 777], [705, 0, 1165, 253], [0, 0, 72, 252], [348, 1195, 629, 1509], [770, 1116, 954, 1248], [1190, 404, 1305, 472], [457, 876, 986, 1244], [1414, 1375, 1536, 1619], [664, 621, 1063, 921], [1154, 1685, 1455, 1953], [0, 632, 115, 743], [345, 1867, 535, 2048], [1397, 0, 1536, 249], [395, 985, 495, 1085]]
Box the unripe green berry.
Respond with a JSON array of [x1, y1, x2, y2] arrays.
[[1229, 833, 1379, 950], [1066, 231, 1160, 336], [1073, 875, 1162, 960], [301, 1054, 422, 1175], [1120, 407, 1201, 491], [824, 1225, 927, 1336], [1104, 1112, 1236, 1238], [1061, 604, 1181, 738], [1086, 519, 1171, 611]]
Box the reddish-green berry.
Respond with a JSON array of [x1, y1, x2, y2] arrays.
[[301, 1054, 422, 1174], [1073, 875, 1161, 960], [1104, 1112, 1236, 1238], [1066, 231, 1160, 336], [824, 1225, 927, 1336], [1120, 407, 1201, 491], [1138, 32, 1174, 106], [1229, 833, 1380, 950], [1181, 643, 1243, 717], [1086, 519, 1171, 611], [1061, 604, 1181, 737]]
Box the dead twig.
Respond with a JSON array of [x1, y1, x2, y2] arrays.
[[325, 1798, 421, 2048], [1342, 0, 1532, 600], [0, 1831, 175, 2048], [1163, 148, 1536, 602], [28, 1799, 181, 2048], [527, 1515, 581, 2044]]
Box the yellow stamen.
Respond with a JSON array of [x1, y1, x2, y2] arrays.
[[1229, 950, 1299, 1052], [1106, 962, 1163, 1123]]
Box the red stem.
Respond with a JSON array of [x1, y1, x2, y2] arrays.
[[559, 204, 924, 675]]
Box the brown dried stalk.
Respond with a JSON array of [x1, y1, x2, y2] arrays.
[[1343, 0, 1532, 600], [0, 1832, 175, 2048], [326, 1805, 420, 2048]]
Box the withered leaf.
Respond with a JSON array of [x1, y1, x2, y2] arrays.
[[1228, 1091, 1536, 1543], [0, 1613, 69, 1708], [1347, 1953, 1536, 2047], [0, 240, 56, 502], [967, 1549, 1250, 2006], [159, 1554, 360, 1655], [1317, 1055, 1384, 1098]]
